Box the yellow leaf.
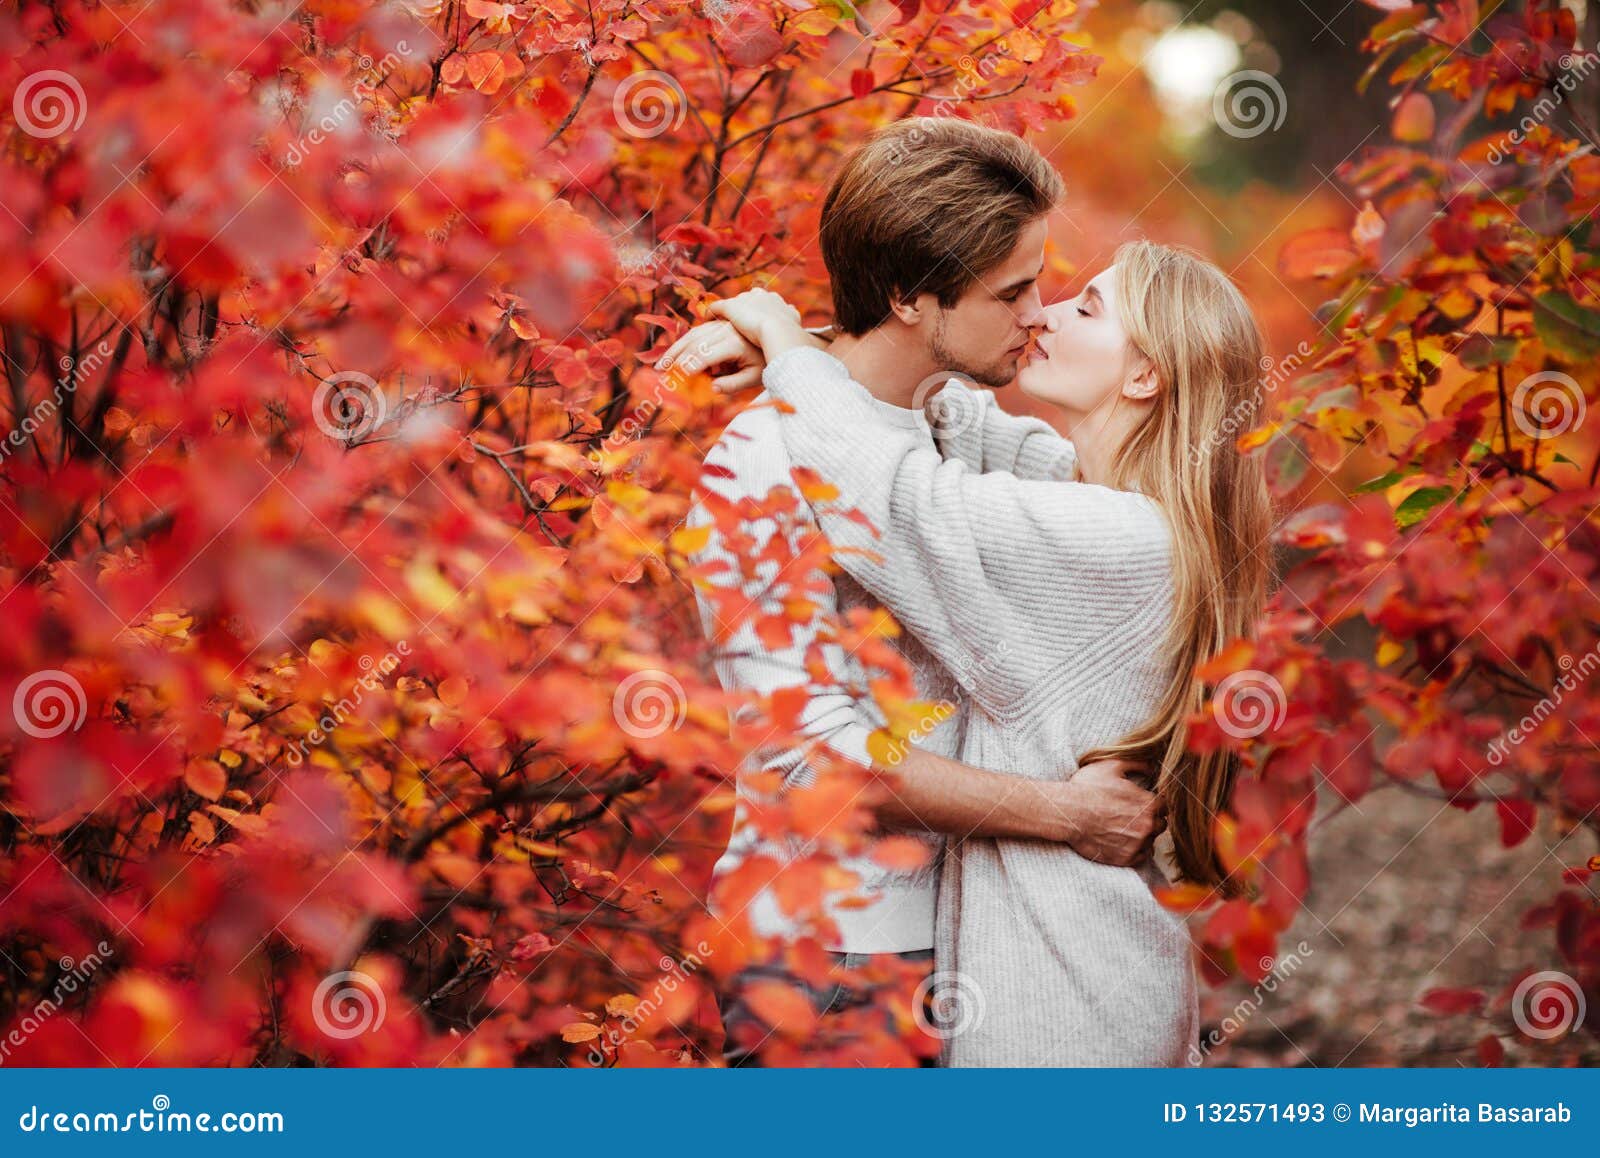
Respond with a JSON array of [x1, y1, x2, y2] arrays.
[[669, 523, 712, 556], [1376, 637, 1405, 668], [797, 477, 839, 504], [787, 7, 837, 36], [404, 553, 459, 615], [1237, 422, 1281, 452], [561, 1022, 602, 1042], [605, 994, 641, 1017]]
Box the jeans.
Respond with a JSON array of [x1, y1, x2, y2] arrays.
[[716, 947, 936, 1067]]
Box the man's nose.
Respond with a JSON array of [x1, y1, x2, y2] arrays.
[[1016, 287, 1047, 328]]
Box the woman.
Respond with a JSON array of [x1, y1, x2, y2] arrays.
[[674, 240, 1272, 1065]]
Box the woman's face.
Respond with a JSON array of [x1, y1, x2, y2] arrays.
[[1016, 264, 1147, 420]]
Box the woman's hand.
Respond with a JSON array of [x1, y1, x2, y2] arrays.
[[657, 288, 825, 393], [656, 320, 766, 393], [709, 288, 814, 360]]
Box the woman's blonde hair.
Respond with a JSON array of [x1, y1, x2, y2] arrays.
[[1079, 240, 1273, 897]]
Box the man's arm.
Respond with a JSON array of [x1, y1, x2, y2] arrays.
[[871, 748, 1163, 866]]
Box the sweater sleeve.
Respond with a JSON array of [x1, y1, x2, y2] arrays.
[[928, 379, 1078, 481], [764, 347, 1171, 712]]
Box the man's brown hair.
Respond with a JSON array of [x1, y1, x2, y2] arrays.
[[819, 117, 1064, 336]]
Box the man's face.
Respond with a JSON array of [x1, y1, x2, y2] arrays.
[[919, 215, 1049, 389]]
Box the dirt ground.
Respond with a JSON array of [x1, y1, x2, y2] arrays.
[[1197, 785, 1599, 1067]]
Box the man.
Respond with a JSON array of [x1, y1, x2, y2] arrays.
[[668, 118, 1162, 1066]]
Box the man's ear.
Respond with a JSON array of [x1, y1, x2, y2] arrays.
[[1124, 357, 1160, 402], [887, 291, 924, 326]]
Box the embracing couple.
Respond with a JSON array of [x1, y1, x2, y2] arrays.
[[667, 117, 1271, 1067]]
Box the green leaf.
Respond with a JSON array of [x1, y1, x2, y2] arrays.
[[1355, 469, 1403, 494], [1307, 384, 1361, 413], [1264, 432, 1310, 493], [1533, 292, 1600, 361], [1394, 485, 1455, 528], [1456, 333, 1519, 369]]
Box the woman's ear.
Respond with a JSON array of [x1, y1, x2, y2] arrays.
[[1124, 357, 1160, 402]]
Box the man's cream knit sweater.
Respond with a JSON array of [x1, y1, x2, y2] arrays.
[[686, 373, 1076, 955]]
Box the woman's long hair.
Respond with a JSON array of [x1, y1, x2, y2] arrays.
[[1078, 240, 1273, 897]]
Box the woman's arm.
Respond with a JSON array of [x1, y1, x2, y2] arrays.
[[760, 346, 1172, 712], [927, 379, 1078, 481], [698, 287, 1077, 480]]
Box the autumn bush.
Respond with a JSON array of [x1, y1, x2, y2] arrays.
[[1193, 0, 1600, 1063], [0, 0, 1596, 1069]]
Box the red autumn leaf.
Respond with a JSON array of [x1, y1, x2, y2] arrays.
[[1279, 228, 1361, 280], [1419, 987, 1486, 1016], [1495, 797, 1536, 847]]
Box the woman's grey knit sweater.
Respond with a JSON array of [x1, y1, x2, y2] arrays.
[[764, 347, 1199, 1067]]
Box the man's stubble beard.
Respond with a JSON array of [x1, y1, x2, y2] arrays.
[[928, 308, 1015, 389]]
